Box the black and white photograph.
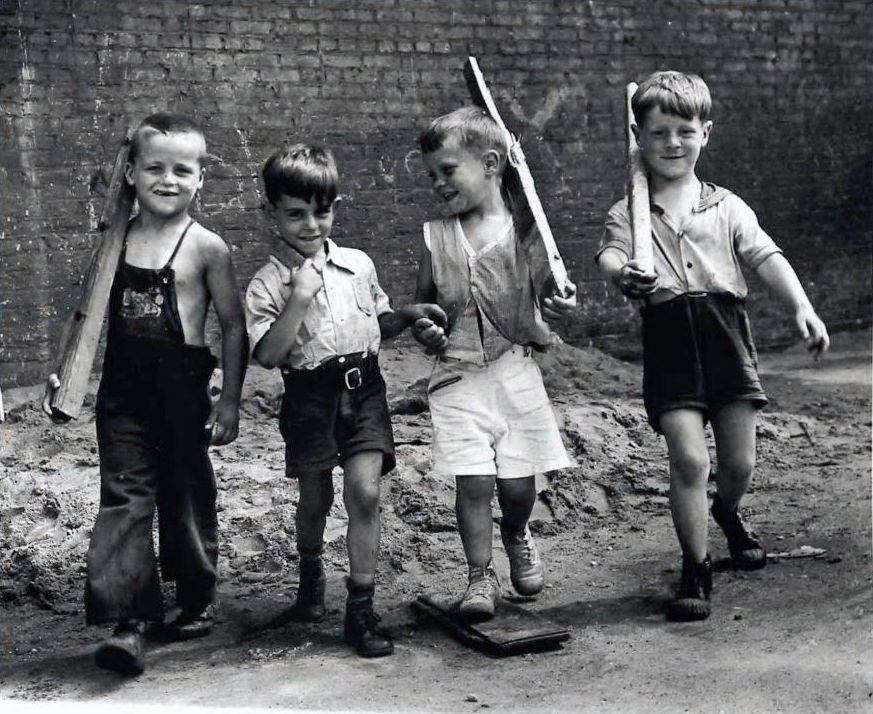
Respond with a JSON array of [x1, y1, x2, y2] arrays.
[[1, 1, 870, 712]]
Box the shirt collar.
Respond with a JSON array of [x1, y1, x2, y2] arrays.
[[650, 181, 731, 215], [269, 238, 355, 274]]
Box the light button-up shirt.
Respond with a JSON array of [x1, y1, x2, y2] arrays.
[[245, 238, 392, 369]]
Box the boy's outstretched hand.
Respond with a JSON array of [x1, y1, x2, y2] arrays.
[[795, 304, 830, 359], [614, 260, 658, 299], [542, 282, 578, 321], [205, 398, 240, 446], [408, 304, 449, 352]]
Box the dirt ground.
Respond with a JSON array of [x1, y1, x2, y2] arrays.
[[0, 330, 871, 714]]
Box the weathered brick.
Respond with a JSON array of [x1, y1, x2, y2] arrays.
[[0, 0, 870, 384]]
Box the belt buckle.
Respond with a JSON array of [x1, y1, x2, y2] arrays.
[[344, 366, 362, 390]]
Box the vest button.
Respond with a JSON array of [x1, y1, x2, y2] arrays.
[[686, 262, 693, 269], [338, 356, 346, 364]]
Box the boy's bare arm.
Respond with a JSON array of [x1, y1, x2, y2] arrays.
[[204, 240, 248, 445], [379, 303, 448, 347], [755, 253, 829, 355], [598, 246, 658, 299], [405, 240, 449, 350], [253, 258, 322, 369]]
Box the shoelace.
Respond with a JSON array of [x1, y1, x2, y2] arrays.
[[467, 576, 496, 600]]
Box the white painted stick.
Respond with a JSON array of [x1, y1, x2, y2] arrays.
[[626, 82, 654, 274]]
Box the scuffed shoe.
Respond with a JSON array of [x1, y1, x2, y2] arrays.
[[711, 493, 767, 570], [667, 554, 712, 622], [344, 581, 393, 658], [458, 566, 499, 621], [288, 556, 327, 623], [500, 523, 544, 596], [94, 620, 146, 676], [163, 605, 215, 641]]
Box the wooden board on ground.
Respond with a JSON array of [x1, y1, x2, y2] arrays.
[[462, 56, 572, 302], [50, 130, 135, 421], [413, 593, 570, 656]]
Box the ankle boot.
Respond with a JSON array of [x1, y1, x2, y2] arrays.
[[343, 579, 393, 658], [667, 554, 712, 621], [94, 619, 146, 676], [289, 554, 327, 622], [711, 493, 767, 570]]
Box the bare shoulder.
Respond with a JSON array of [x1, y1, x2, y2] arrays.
[[187, 222, 232, 263]]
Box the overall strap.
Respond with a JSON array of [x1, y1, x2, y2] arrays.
[[162, 219, 195, 271]]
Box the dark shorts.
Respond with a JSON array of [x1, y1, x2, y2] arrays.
[[642, 293, 768, 433], [279, 353, 396, 476]]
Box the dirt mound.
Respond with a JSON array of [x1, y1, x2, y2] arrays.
[[0, 339, 768, 607]]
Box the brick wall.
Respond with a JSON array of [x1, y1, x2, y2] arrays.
[[1, 0, 870, 385]]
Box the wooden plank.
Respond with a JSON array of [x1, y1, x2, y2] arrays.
[[625, 82, 654, 274], [50, 130, 135, 420], [413, 594, 570, 656], [463, 57, 573, 301]]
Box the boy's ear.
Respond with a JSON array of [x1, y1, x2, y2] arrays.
[[124, 161, 135, 186], [701, 120, 713, 147], [630, 123, 642, 146], [482, 149, 501, 176]]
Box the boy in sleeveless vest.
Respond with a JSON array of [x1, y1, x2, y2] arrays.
[[43, 113, 247, 674], [597, 72, 829, 620], [245, 144, 447, 656], [413, 107, 577, 619]]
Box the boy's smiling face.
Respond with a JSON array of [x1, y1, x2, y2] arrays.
[[634, 107, 712, 183], [423, 140, 498, 216], [267, 194, 335, 259], [125, 131, 205, 218]]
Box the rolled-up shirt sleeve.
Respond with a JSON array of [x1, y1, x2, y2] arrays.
[[595, 200, 633, 263], [730, 195, 783, 269], [244, 274, 280, 361]]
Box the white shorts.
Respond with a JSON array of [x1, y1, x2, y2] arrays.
[[428, 347, 572, 479]]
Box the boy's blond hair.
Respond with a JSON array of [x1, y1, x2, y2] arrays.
[[129, 112, 207, 164], [419, 106, 508, 167], [632, 71, 712, 126]]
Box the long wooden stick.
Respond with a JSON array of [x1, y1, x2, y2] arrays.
[[463, 57, 572, 300], [625, 82, 654, 274], [50, 130, 134, 420]]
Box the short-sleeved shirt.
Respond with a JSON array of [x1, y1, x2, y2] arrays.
[[245, 238, 392, 369], [596, 182, 782, 300]]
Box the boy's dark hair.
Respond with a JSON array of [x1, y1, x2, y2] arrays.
[[419, 106, 508, 166], [261, 143, 338, 209], [129, 112, 206, 163], [632, 71, 712, 126]]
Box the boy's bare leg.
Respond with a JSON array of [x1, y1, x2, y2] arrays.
[[660, 408, 710, 562], [711, 401, 757, 509], [455, 473, 500, 618], [661, 408, 714, 620], [710, 401, 766, 568], [497, 475, 545, 595], [288, 470, 333, 622], [341, 450, 392, 657], [455, 474, 498, 570], [496, 475, 536, 533], [296, 470, 335, 555], [342, 451, 383, 586]]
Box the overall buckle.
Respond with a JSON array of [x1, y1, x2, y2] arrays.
[[344, 367, 362, 390]]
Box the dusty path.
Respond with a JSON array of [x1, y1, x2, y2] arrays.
[[1, 332, 870, 713]]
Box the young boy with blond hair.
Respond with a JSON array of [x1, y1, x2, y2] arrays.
[[597, 71, 829, 620], [245, 143, 446, 657], [43, 113, 248, 674], [413, 106, 576, 620]]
